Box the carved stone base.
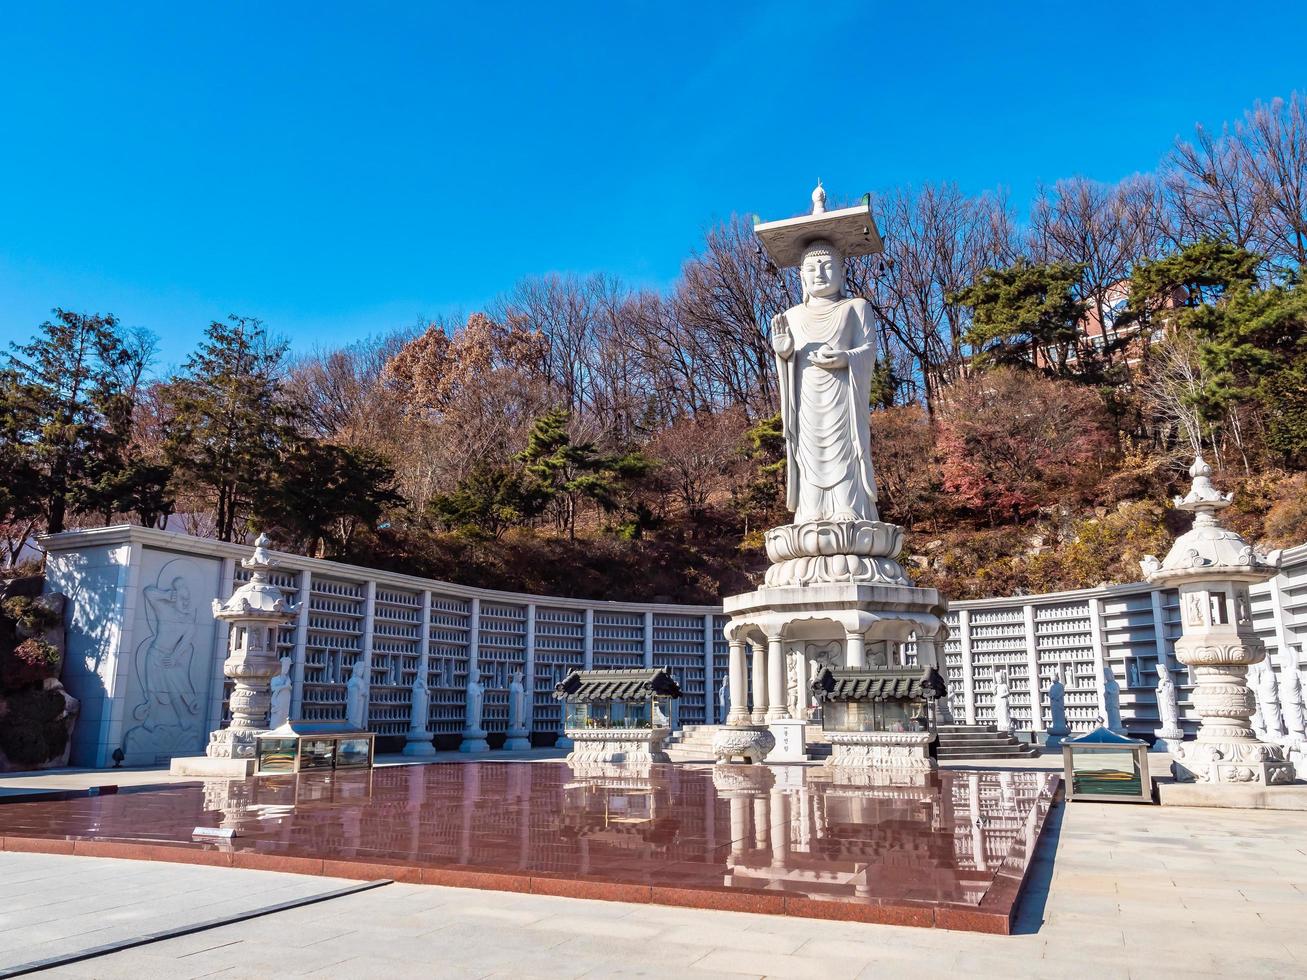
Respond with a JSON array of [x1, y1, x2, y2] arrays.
[[459, 728, 489, 753], [206, 727, 262, 760], [504, 729, 532, 752], [1153, 726, 1185, 755], [712, 725, 776, 765], [1171, 738, 1296, 785], [765, 520, 903, 561], [169, 755, 256, 777], [402, 731, 436, 756], [764, 554, 912, 588], [564, 728, 671, 765], [763, 520, 913, 588], [827, 731, 936, 770]]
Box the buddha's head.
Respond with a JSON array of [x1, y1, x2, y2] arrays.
[[800, 239, 846, 302]]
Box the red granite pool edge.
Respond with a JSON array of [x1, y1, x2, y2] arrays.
[[0, 807, 1060, 936]]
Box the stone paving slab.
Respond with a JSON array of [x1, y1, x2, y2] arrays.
[[0, 852, 358, 975]]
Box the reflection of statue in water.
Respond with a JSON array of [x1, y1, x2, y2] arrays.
[[772, 230, 879, 524], [133, 574, 199, 730], [269, 657, 292, 729]]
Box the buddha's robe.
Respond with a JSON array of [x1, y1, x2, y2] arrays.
[[775, 296, 878, 524]]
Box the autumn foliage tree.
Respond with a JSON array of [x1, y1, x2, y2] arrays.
[[935, 368, 1112, 522]]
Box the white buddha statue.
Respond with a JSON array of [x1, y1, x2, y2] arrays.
[[772, 236, 878, 525]]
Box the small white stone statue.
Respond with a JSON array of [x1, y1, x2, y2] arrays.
[[504, 669, 531, 750], [508, 670, 526, 732], [465, 668, 485, 732], [1101, 665, 1124, 733], [717, 671, 730, 721], [409, 670, 430, 732], [345, 664, 367, 730], [268, 657, 292, 729], [771, 199, 879, 524], [786, 654, 800, 718], [993, 668, 1012, 733], [1279, 648, 1307, 748], [1046, 665, 1070, 746], [1154, 662, 1183, 752], [1252, 658, 1286, 741]]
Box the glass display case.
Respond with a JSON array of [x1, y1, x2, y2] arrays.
[[255, 720, 376, 774], [564, 699, 660, 730], [822, 697, 930, 734], [1061, 727, 1153, 803]]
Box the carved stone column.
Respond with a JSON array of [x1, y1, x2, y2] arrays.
[[845, 631, 866, 668], [750, 640, 768, 725], [726, 637, 749, 725], [766, 635, 789, 721]]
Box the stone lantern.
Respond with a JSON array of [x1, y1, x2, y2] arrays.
[[207, 534, 299, 765], [1140, 458, 1293, 786]]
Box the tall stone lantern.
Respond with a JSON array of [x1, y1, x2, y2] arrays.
[[207, 534, 299, 764], [1141, 458, 1294, 786]]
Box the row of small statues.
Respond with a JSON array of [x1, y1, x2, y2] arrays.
[[992, 664, 1123, 734], [265, 658, 529, 736]]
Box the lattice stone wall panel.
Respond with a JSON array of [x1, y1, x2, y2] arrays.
[[368, 587, 422, 736], [534, 607, 585, 734], [427, 594, 471, 735], [478, 601, 527, 733], [653, 612, 708, 726], [593, 611, 644, 670], [967, 607, 1031, 730], [1031, 601, 1096, 733], [301, 577, 366, 722]]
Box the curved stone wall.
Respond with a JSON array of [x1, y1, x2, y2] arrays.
[[39, 525, 1307, 766]]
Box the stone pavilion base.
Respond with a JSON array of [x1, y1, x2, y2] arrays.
[[827, 730, 936, 770], [169, 755, 256, 778], [563, 727, 671, 765]]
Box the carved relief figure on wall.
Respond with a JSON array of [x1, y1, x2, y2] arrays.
[[130, 569, 200, 732], [1185, 592, 1206, 627]]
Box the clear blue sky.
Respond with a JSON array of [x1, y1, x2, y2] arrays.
[[2, 1, 1305, 370]]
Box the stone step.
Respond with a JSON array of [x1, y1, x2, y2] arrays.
[[937, 746, 1041, 759]]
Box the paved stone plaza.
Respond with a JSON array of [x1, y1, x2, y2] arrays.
[[2, 795, 1305, 979]]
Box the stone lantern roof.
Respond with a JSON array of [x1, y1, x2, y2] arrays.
[[1140, 456, 1281, 588], [211, 533, 300, 622]]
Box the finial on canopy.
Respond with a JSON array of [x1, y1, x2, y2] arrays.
[[1174, 455, 1233, 513], [811, 179, 827, 215]]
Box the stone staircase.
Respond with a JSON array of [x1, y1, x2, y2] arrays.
[[935, 724, 1040, 760]]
